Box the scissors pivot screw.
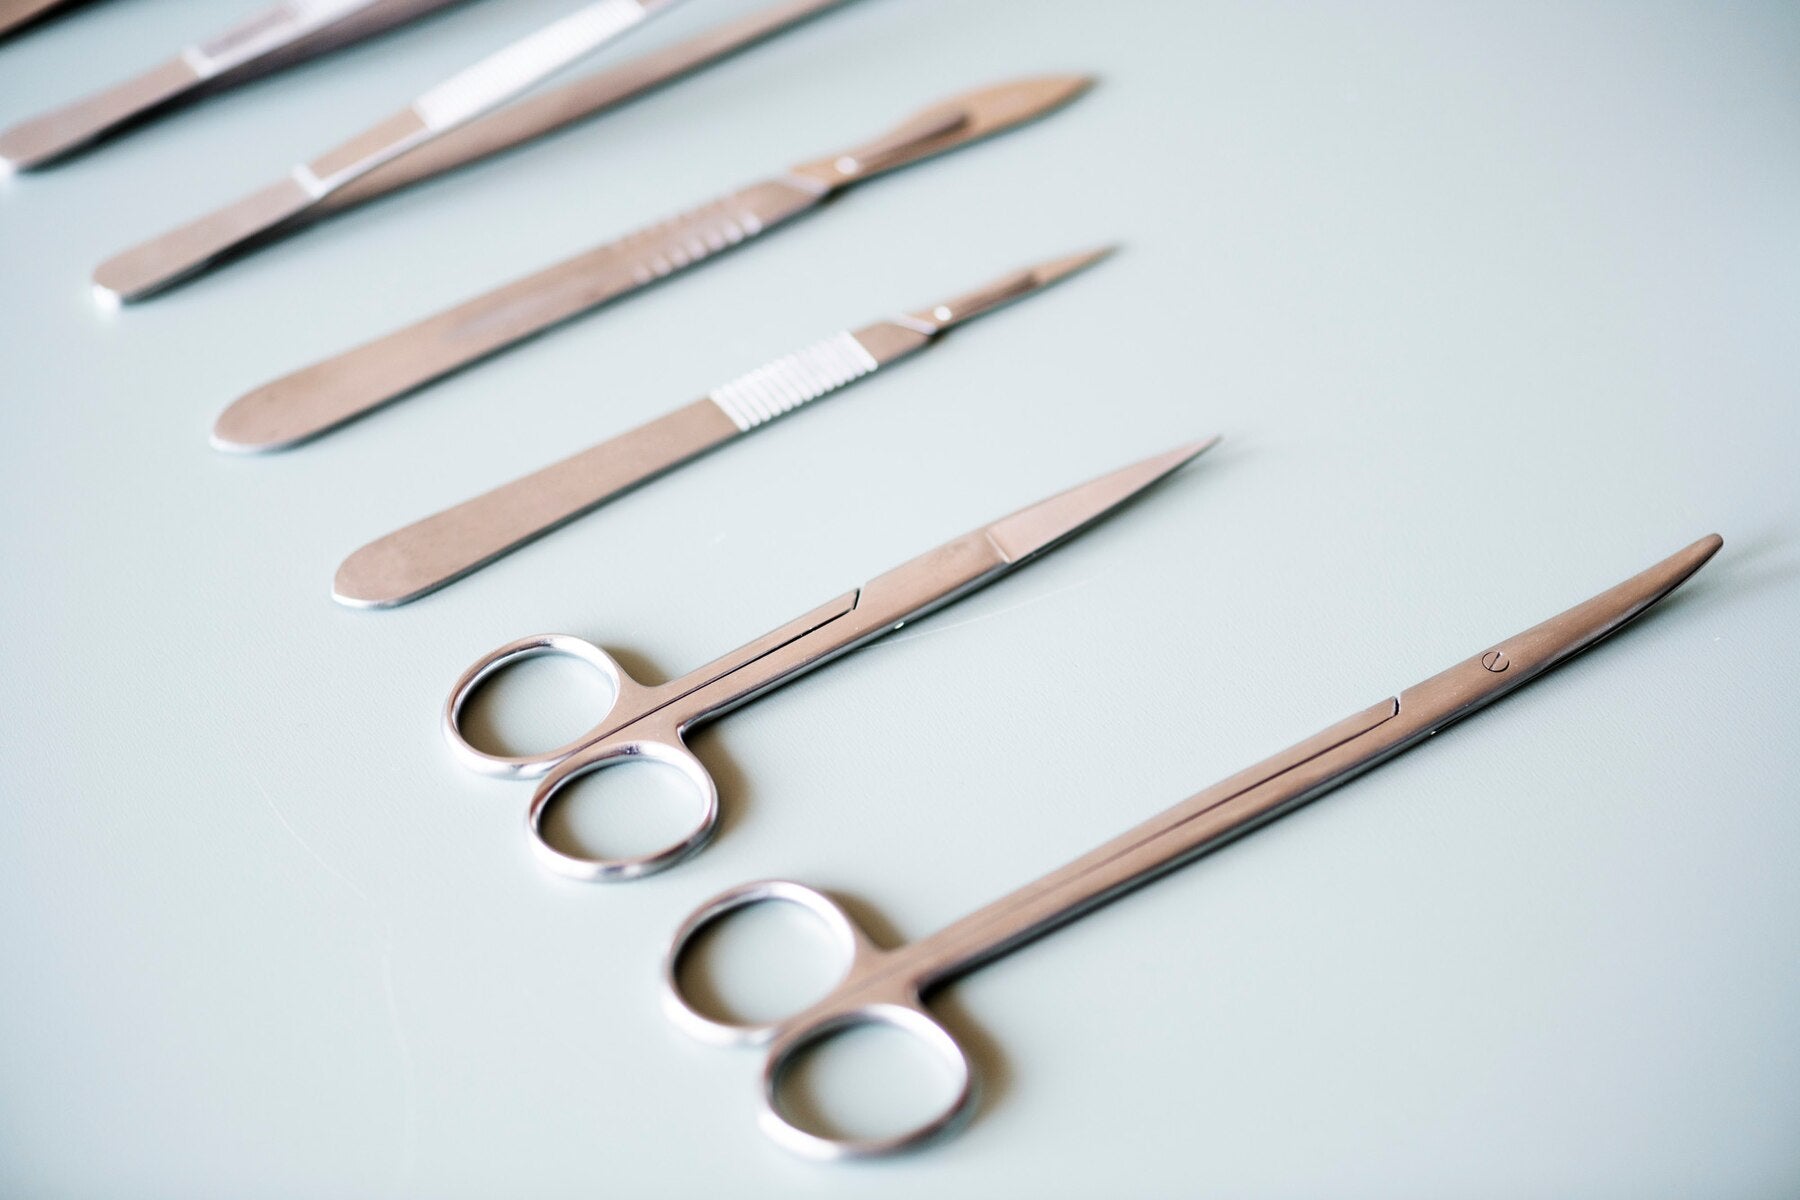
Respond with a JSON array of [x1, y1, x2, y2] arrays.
[[1481, 650, 1510, 672]]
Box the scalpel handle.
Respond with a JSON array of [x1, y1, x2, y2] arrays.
[[213, 177, 824, 450], [333, 400, 739, 608]]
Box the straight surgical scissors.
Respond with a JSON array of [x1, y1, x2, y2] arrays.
[[661, 533, 1721, 1159], [444, 441, 1216, 881]]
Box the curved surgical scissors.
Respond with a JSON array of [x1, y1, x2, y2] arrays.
[[444, 440, 1217, 881], [661, 534, 1721, 1158]]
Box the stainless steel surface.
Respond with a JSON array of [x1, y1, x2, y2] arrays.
[[441, 441, 1215, 881], [0, 0, 462, 170], [0, 0, 77, 38], [90, 0, 673, 302], [211, 74, 1094, 450], [330, 245, 1111, 608], [663, 534, 1723, 1159], [322, 0, 861, 212], [3, 2, 1792, 1191]]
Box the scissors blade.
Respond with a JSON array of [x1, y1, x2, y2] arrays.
[[623, 439, 1218, 739], [982, 437, 1219, 565], [826, 438, 1220, 649], [902, 534, 1724, 988], [92, 0, 673, 302], [1390, 532, 1723, 731]]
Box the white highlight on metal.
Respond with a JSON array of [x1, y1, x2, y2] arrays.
[[288, 163, 330, 199], [190, 0, 376, 77], [708, 332, 878, 432], [413, 0, 649, 132]]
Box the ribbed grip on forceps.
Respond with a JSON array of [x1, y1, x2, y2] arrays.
[[707, 332, 878, 432]]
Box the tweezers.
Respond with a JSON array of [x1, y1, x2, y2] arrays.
[[83, 0, 860, 294], [92, 0, 683, 303], [0, 0, 468, 170], [212, 74, 1094, 451]]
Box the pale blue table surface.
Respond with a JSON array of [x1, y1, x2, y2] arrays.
[[1, 1, 1797, 1196]]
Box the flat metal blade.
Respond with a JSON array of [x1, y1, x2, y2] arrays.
[[1392, 532, 1724, 730], [984, 438, 1220, 564]]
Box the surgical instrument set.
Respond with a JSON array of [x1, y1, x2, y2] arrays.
[[210, 74, 1094, 451], [0, 0, 467, 169], [92, 0, 684, 302], [332, 245, 1113, 606]]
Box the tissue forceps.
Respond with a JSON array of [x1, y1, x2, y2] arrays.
[[92, 0, 682, 302], [443, 440, 1216, 883], [662, 534, 1722, 1159], [211, 74, 1093, 451], [0, 0, 466, 169], [332, 245, 1112, 606]]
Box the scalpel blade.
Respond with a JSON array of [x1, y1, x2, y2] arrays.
[[92, 0, 677, 302], [213, 74, 1095, 450], [331, 245, 1113, 607]]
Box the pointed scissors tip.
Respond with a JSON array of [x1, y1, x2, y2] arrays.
[[984, 437, 1219, 563], [1161, 435, 1224, 471]]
